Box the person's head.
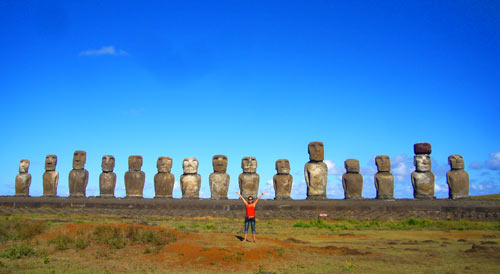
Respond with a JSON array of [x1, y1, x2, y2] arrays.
[[247, 196, 254, 203]]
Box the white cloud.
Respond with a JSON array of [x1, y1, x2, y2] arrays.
[[324, 160, 342, 175], [469, 161, 483, 170], [486, 152, 500, 170], [392, 154, 413, 182], [79, 46, 128, 56]]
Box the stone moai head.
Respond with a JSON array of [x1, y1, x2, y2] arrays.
[[308, 141, 324, 162], [128, 155, 143, 171], [375, 155, 391, 172], [72, 150, 87, 169], [157, 157, 173, 173], [448, 155, 465, 170], [414, 143, 432, 155], [344, 159, 360, 173], [212, 155, 228, 173], [19, 159, 30, 173], [183, 158, 199, 174], [414, 154, 431, 172], [45, 155, 57, 171], [241, 157, 257, 173], [101, 155, 115, 172], [275, 159, 290, 174]]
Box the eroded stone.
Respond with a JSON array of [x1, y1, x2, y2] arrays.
[[342, 159, 363, 199], [181, 158, 201, 198], [447, 155, 469, 199], [239, 157, 259, 199], [374, 155, 394, 199], [125, 155, 145, 198], [69, 150, 89, 197], [43, 155, 59, 197], [99, 155, 116, 198], [209, 155, 230, 199], [412, 153, 435, 199], [273, 159, 293, 200], [305, 142, 328, 199], [15, 159, 31, 196], [155, 157, 174, 198]]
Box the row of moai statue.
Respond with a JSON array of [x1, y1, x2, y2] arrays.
[[15, 142, 469, 200]]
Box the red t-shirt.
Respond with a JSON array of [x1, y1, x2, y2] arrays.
[[246, 204, 255, 217]]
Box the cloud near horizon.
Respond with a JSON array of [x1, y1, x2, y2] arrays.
[[79, 46, 128, 56]]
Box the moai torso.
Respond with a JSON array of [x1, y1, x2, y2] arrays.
[[154, 157, 175, 198], [411, 143, 435, 199], [374, 155, 394, 199], [43, 155, 59, 197], [304, 142, 328, 199], [69, 150, 89, 197], [180, 158, 201, 199], [125, 155, 145, 198], [239, 157, 259, 198], [15, 159, 31, 196], [446, 155, 469, 199], [99, 155, 116, 197], [342, 159, 363, 199], [209, 155, 230, 199], [273, 159, 293, 200]]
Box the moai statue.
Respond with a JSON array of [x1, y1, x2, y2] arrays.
[[180, 158, 201, 199], [411, 143, 435, 199], [15, 159, 31, 196], [304, 142, 328, 199], [342, 159, 363, 199], [374, 155, 394, 199], [125, 155, 145, 198], [99, 155, 116, 198], [447, 155, 469, 199], [239, 157, 259, 199], [154, 157, 175, 198], [43, 155, 59, 197], [69, 150, 89, 197], [209, 155, 230, 200], [273, 159, 293, 200]]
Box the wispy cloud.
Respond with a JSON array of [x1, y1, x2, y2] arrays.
[[79, 46, 128, 56], [486, 152, 500, 170], [324, 160, 342, 175]]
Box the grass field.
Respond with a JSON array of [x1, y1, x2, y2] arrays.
[[0, 212, 499, 273]]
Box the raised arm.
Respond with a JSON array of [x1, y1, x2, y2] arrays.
[[235, 192, 248, 206], [254, 192, 267, 205]]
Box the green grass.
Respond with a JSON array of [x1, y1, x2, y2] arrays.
[[0, 245, 42, 260]]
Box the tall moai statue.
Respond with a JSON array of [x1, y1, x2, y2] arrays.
[[411, 143, 435, 199], [374, 155, 394, 199], [180, 158, 201, 199], [304, 142, 328, 200], [43, 155, 59, 197], [273, 159, 293, 200], [99, 155, 116, 198], [239, 157, 259, 199], [209, 155, 230, 200], [342, 159, 363, 199], [447, 155, 469, 199], [69, 150, 89, 197], [154, 157, 175, 198], [125, 155, 145, 198], [15, 159, 31, 196]]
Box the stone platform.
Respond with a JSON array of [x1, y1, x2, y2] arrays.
[[0, 196, 499, 221]]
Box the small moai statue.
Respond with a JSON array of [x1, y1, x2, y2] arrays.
[[411, 143, 435, 199], [374, 155, 394, 199], [125, 155, 145, 198], [342, 159, 363, 199], [43, 155, 59, 197], [99, 155, 116, 198], [304, 142, 328, 200], [209, 155, 230, 200], [180, 158, 201, 199], [15, 159, 31, 196], [239, 157, 259, 199], [154, 156, 175, 198], [273, 159, 293, 200], [68, 150, 89, 197], [447, 155, 469, 199]]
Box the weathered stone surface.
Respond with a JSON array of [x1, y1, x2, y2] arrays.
[[305, 142, 328, 199], [308, 141, 324, 161], [414, 142, 432, 155], [99, 155, 116, 198], [374, 155, 394, 199], [412, 154, 435, 199], [342, 159, 363, 199], [69, 150, 89, 197], [15, 159, 31, 196], [447, 155, 469, 199], [155, 157, 174, 198], [125, 155, 145, 198], [239, 157, 259, 199], [43, 155, 59, 197], [209, 155, 230, 199], [181, 158, 201, 199], [273, 159, 293, 200]]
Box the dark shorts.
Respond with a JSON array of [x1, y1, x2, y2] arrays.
[[244, 217, 256, 234]]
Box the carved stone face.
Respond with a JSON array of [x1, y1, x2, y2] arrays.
[[128, 155, 143, 171], [275, 159, 290, 174], [45, 155, 57, 171], [344, 159, 360, 173], [448, 155, 465, 170], [72, 150, 86, 169], [183, 158, 199, 174], [241, 157, 257, 173], [375, 155, 391, 172], [308, 142, 324, 161], [414, 154, 431, 172], [19, 159, 30, 173], [101, 155, 115, 172], [157, 157, 173, 173], [212, 155, 228, 173]]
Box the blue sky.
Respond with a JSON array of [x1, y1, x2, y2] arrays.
[[1, 0, 499, 199]]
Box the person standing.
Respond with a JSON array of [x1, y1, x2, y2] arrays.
[[236, 191, 266, 242]]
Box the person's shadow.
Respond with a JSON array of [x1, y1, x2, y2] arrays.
[[235, 235, 244, 241]]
